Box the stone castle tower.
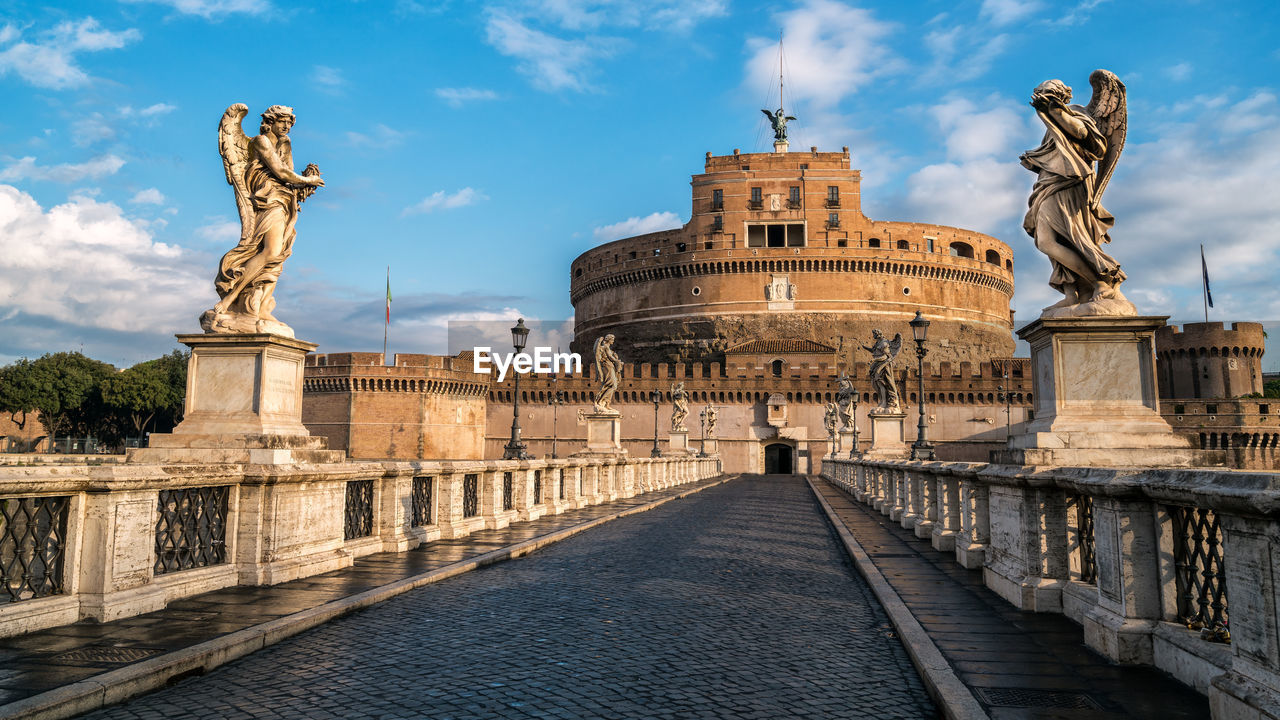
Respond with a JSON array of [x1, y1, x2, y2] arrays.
[[1156, 321, 1266, 399]]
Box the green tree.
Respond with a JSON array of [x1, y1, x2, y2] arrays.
[[101, 350, 187, 437], [26, 352, 116, 439], [0, 358, 39, 430], [1265, 378, 1280, 399]]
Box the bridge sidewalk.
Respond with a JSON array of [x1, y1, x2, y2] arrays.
[[0, 475, 732, 720], [808, 476, 1211, 720]]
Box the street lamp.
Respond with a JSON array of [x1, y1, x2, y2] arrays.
[[502, 318, 531, 460], [697, 406, 707, 458], [909, 310, 936, 461], [549, 387, 565, 459], [649, 389, 663, 457], [1000, 368, 1013, 443]]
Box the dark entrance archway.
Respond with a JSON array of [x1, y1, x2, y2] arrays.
[[764, 443, 794, 474]]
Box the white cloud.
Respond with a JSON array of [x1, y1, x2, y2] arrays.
[[484, 10, 615, 92], [593, 211, 682, 242], [744, 1, 900, 112], [130, 188, 166, 205], [196, 219, 240, 243], [0, 154, 126, 183], [0, 18, 140, 90], [532, 0, 727, 32], [402, 188, 488, 216], [312, 65, 345, 93], [132, 102, 177, 118], [921, 26, 1009, 83], [345, 124, 406, 149], [119, 0, 270, 18], [1165, 62, 1193, 82], [979, 0, 1042, 26], [899, 95, 1039, 234], [71, 113, 116, 147], [0, 186, 205, 334], [436, 87, 500, 108]]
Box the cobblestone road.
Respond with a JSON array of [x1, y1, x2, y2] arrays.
[[82, 476, 935, 720]]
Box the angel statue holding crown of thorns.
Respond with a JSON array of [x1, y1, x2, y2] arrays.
[[1020, 70, 1135, 318], [200, 104, 324, 337]]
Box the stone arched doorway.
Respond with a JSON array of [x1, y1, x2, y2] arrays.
[[764, 443, 794, 474]]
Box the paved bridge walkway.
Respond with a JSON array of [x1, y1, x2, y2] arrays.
[[74, 475, 934, 719]]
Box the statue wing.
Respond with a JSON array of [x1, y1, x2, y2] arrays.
[[888, 333, 903, 360], [761, 108, 775, 123], [218, 104, 254, 242], [1085, 69, 1127, 205]]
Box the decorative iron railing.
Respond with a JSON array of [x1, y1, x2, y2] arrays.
[[558, 470, 565, 501], [344, 480, 374, 540], [1, 496, 70, 602], [1066, 494, 1097, 584], [502, 472, 514, 512], [1170, 505, 1228, 634], [532, 470, 542, 506], [411, 476, 433, 527], [154, 486, 229, 575], [463, 474, 479, 518]]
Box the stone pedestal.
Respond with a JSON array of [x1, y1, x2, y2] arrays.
[[1000, 317, 1196, 467], [865, 412, 907, 458], [668, 430, 691, 455], [838, 429, 858, 457], [700, 438, 718, 456], [575, 412, 626, 457], [130, 333, 343, 464]]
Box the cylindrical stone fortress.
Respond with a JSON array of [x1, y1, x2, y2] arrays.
[[570, 148, 1015, 366]]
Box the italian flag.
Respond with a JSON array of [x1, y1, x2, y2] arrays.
[[385, 269, 392, 324]]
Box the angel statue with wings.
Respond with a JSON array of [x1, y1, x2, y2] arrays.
[[670, 382, 689, 432], [592, 334, 622, 415], [201, 104, 324, 337], [761, 107, 796, 142], [1020, 70, 1134, 318], [862, 330, 903, 414]]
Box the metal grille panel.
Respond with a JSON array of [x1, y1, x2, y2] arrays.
[[502, 472, 514, 512], [155, 486, 229, 575], [532, 470, 542, 506], [49, 646, 164, 665], [1067, 493, 1096, 584], [463, 474, 479, 518], [1170, 505, 1228, 632], [558, 470, 565, 501], [344, 480, 374, 540], [974, 688, 1100, 710], [411, 476, 433, 527], [1, 496, 70, 602]]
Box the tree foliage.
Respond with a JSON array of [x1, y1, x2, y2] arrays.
[[0, 349, 188, 450]]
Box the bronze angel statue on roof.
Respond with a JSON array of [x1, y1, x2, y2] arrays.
[[1020, 70, 1134, 318], [762, 107, 796, 142], [862, 330, 903, 414], [200, 104, 324, 337]]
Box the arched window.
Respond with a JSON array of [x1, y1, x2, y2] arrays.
[[868, 238, 881, 248], [985, 249, 1001, 265], [950, 242, 974, 258], [771, 359, 785, 377], [897, 239, 910, 250]]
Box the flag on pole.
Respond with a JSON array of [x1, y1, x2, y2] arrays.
[[1200, 244, 1213, 308], [385, 268, 392, 322]]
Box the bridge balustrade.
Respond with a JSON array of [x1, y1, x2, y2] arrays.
[[0, 455, 722, 639], [822, 457, 1277, 717]]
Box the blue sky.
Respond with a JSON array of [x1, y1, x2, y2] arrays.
[[1, 0, 1278, 371]]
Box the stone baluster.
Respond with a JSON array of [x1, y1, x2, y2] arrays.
[[901, 468, 921, 529], [1081, 493, 1163, 665], [914, 466, 937, 540], [956, 473, 990, 569], [931, 469, 962, 552]]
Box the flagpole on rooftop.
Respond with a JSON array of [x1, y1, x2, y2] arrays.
[[384, 265, 390, 363], [1200, 244, 1212, 324]]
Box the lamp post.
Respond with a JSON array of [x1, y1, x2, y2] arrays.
[[502, 318, 531, 460], [549, 387, 565, 459], [649, 389, 663, 457], [1001, 369, 1013, 443], [909, 310, 936, 461], [697, 406, 707, 458]]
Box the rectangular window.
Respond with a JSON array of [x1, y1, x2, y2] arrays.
[[927, 238, 935, 253], [1206, 404, 1218, 414], [826, 186, 840, 207], [747, 223, 805, 248], [837, 239, 847, 247], [750, 187, 762, 206], [868, 237, 880, 248], [747, 225, 765, 247], [828, 213, 840, 229], [711, 188, 723, 209], [712, 215, 723, 232], [1261, 404, 1270, 414], [789, 186, 800, 205], [1174, 404, 1185, 415]]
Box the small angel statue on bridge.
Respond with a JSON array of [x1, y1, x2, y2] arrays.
[[862, 330, 903, 415], [202, 104, 324, 337]]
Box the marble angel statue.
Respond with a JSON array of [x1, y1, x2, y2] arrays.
[[670, 382, 689, 432], [592, 334, 622, 414], [863, 330, 903, 414], [201, 104, 324, 337], [1020, 70, 1133, 318]]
